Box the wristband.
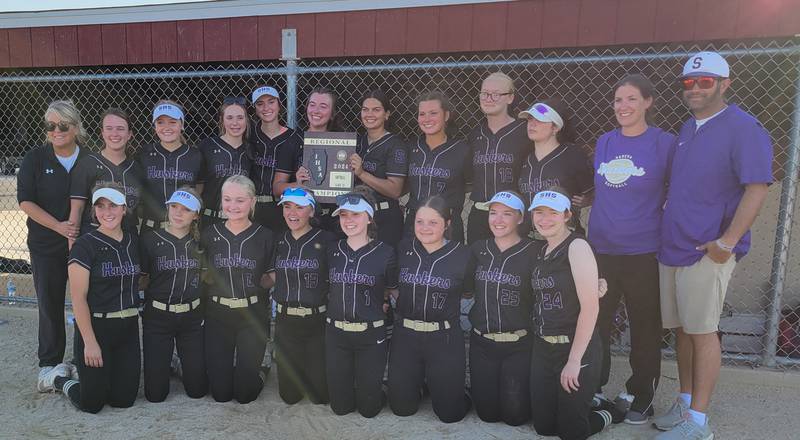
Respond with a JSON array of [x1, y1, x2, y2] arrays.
[[716, 239, 735, 252]]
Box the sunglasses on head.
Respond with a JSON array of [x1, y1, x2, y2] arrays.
[[681, 76, 717, 91], [283, 187, 311, 198], [223, 96, 248, 106], [45, 121, 73, 132], [336, 193, 367, 207]]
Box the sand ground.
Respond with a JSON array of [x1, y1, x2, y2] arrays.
[[1, 306, 798, 440]]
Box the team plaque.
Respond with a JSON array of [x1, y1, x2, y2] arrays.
[[302, 131, 358, 203]]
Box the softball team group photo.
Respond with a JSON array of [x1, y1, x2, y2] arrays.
[[17, 50, 773, 440]]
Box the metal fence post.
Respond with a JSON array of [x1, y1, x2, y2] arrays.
[[282, 28, 299, 129], [764, 56, 800, 367]]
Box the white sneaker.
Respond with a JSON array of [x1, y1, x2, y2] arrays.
[[37, 364, 69, 393], [64, 362, 79, 380], [654, 398, 690, 431]]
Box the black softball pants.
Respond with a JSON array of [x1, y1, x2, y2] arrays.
[[204, 300, 268, 403], [530, 334, 605, 440], [468, 331, 531, 426], [142, 303, 207, 402], [388, 323, 469, 423], [596, 253, 662, 413], [70, 315, 141, 413], [275, 311, 328, 404], [325, 323, 387, 418], [31, 251, 68, 368]]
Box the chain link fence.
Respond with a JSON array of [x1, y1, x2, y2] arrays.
[[0, 38, 798, 369]]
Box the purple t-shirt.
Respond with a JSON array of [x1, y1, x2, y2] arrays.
[[588, 127, 675, 255], [658, 104, 773, 267]]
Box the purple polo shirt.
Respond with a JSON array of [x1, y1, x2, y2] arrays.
[[588, 127, 675, 255], [658, 104, 773, 267]]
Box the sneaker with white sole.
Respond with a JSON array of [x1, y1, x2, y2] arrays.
[[653, 419, 713, 440], [614, 392, 634, 413], [653, 398, 690, 431], [37, 364, 69, 393], [624, 406, 654, 425], [63, 362, 79, 380]]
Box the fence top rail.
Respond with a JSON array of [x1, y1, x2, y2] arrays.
[[0, 42, 797, 83]]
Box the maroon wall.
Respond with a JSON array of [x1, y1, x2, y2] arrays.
[[0, 0, 798, 68]]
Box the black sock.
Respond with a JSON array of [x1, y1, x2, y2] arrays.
[[589, 410, 612, 435], [53, 375, 71, 392]]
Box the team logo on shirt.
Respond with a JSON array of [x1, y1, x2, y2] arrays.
[[101, 261, 140, 277], [45, 168, 54, 174], [156, 255, 199, 270], [329, 268, 376, 286], [275, 257, 320, 270], [531, 274, 555, 290], [409, 165, 450, 178], [213, 253, 256, 269], [147, 166, 195, 181], [474, 266, 521, 287], [597, 154, 645, 187], [473, 152, 514, 165], [398, 268, 451, 289]]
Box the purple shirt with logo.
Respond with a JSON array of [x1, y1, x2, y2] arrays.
[[588, 127, 675, 255], [658, 104, 773, 267]]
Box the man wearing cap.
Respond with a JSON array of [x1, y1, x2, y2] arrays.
[[654, 51, 772, 439]]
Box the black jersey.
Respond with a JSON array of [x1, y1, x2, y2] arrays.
[[517, 143, 593, 205], [468, 119, 531, 202], [201, 222, 274, 299], [17, 144, 89, 255], [468, 238, 538, 334], [532, 232, 585, 338], [395, 238, 472, 323], [70, 152, 144, 233], [250, 124, 304, 197], [355, 132, 407, 205], [406, 137, 471, 211], [198, 136, 253, 210], [137, 143, 203, 221], [139, 229, 202, 304], [68, 229, 141, 314], [269, 227, 336, 308], [327, 239, 398, 322]]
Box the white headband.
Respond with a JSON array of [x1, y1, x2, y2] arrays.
[[165, 190, 201, 213], [92, 188, 126, 206], [152, 104, 184, 122]]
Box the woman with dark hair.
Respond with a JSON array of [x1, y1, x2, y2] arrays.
[[137, 100, 203, 233], [388, 195, 471, 423], [52, 182, 141, 413], [18, 99, 88, 391], [348, 89, 407, 246], [325, 185, 398, 418], [405, 91, 471, 243], [466, 72, 531, 244], [250, 86, 304, 233], [517, 100, 593, 237], [139, 187, 207, 402], [69, 108, 144, 236], [267, 187, 335, 405], [588, 74, 675, 423], [197, 97, 253, 227]]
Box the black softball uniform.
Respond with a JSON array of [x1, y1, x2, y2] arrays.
[[269, 227, 336, 404], [66, 230, 141, 413], [355, 132, 407, 245], [250, 124, 304, 231], [137, 143, 203, 229], [139, 229, 207, 402], [70, 152, 144, 234], [468, 238, 539, 426], [518, 144, 593, 236], [197, 136, 253, 220], [467, 120, 531, 244], [326, 239, 398, 418], [405, 137, 471, 242], [530, 232, 605, 439], [388, 238, 472, 423], [201, 222, 274, 403], [17, 143, 88, 368]]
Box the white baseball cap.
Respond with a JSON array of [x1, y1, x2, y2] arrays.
[[165, 190, 202, 213], [528, 190, 570, 212], [682, 51, 730, 78], [92, 187, 127, 206], [519, 102, 564, 129], [152, 103, 184, 122], [477, 191, 526, 215], [278, 187, 316, 208], [252, 86, 280, 103]]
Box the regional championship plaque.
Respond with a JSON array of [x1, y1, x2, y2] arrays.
[[302, 131, 358, 203]]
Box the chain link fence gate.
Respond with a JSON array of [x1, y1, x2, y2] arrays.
[[0, 38, 798, 369]]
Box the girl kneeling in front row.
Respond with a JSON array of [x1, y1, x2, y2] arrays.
[[54, 183, 141, 413]]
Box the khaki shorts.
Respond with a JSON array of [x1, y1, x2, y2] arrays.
[[659, 255, 736, 334]]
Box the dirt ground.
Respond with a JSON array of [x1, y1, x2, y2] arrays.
[[1, 306, 798, 440]]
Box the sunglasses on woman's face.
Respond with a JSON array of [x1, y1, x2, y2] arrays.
[[45, 121, 73, 132], [681, 76, 717, 91]]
